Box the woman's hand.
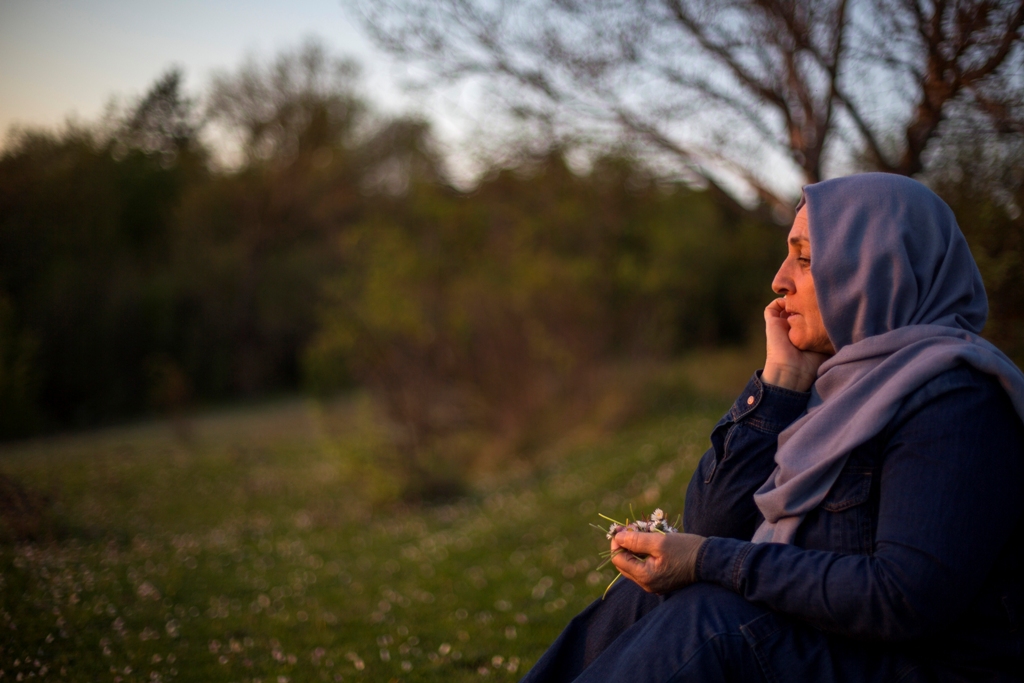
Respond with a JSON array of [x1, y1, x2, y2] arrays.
[[762, 297, 830, 392], [610, 530, 706, 594]]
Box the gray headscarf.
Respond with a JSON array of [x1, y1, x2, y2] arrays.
[[751, 173, 1024, 544]]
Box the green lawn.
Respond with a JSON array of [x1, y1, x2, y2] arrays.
[[0, 352, 755, 682]]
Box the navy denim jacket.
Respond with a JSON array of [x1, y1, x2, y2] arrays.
[[684, 366, 1024, 676]]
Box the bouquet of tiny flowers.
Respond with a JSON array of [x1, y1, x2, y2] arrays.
[[592, 507, 680, 598]]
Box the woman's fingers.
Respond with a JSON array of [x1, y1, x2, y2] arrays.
[[764, 299, 796, 353], [609, 532, 654, 581], [610, 531, 661, 585], [763, 296, 826, 391], [611, 530, 660, 556], [765, 296, 787, 319]]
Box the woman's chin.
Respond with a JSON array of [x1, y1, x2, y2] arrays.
[[789, 335, 833, 356]]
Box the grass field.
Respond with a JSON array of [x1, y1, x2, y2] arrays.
[[0, 350, 758, 682]]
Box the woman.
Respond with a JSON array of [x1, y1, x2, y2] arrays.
[[522, 173, 1024, 682]]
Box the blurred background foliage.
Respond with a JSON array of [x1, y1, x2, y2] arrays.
[[1, 39, 1021, 497]]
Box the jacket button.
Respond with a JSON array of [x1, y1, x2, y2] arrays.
[[746, 396, 755, 405]]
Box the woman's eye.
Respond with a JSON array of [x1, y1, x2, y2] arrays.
[[797, 257, 811, 265]]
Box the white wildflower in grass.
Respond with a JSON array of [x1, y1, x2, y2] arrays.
[[590, 506, 681, 599]]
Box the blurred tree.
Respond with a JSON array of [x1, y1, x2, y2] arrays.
[[0, 78, 205, 430], [354, 0, 1024, 213], [925, 129, 1024, 365], [0, 295, 41, 437], [182, 40, 442, 395], [120, 68, 204, 164], [305, 147, 780, 496], [207, 39, 366, 164]]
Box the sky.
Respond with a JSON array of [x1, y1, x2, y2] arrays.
[[0, 0, 423, 146], [0, 0, 817, 194]]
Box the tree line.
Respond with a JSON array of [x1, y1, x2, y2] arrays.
[[0, 43, 777, 443], [0, 39, 1020, 489]]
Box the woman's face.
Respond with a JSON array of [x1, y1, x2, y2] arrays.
[[772, 207, 835, 355]]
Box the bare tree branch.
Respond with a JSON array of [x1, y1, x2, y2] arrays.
[[352, 0, 1024, 207]]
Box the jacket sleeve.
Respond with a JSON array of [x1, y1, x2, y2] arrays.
[[683, 372, 810, 540], [693, 370, 1024, 641]]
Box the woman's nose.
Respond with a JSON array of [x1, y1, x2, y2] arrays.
[[772, 261, 793, 295]]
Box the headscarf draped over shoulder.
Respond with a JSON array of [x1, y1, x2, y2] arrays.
[[752, 173, 1024, 544]]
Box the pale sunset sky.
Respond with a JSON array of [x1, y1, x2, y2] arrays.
[[0, 0, 417, 146]]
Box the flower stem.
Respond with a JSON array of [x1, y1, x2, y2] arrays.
[[602, 572, 623, 600]]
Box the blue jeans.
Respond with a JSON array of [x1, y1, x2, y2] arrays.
[[521, 580, 926, 682]]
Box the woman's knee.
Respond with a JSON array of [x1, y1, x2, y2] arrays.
[[569, 577, 664, 641], [648, 583, 769, 640], [568, 584, 770, 682]]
